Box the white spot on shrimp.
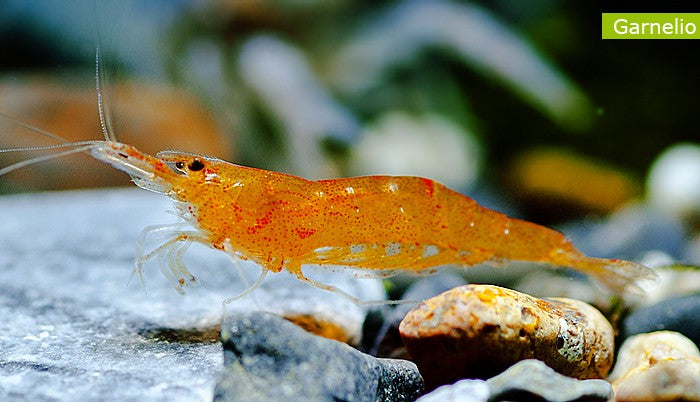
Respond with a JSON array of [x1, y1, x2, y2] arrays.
[[316, 191, 325, 197], [423, 245, 439, 257], [350, 244, 366, 253], [399, 207, 405, 213], [313, 246, 335, 260], [232, 180, 244, 188], [345, 186, 355, 194], [205, 172, 219, 182], [470, 222, 475, 227], [385, 242, 401, 256], [504, 229, 510, 235], [388, 182, 398, 193]]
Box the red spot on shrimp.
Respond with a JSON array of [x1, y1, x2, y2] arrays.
[[422, 178, 434, 197], [295, 227, 316, 239], [253, 211, 273, 230]]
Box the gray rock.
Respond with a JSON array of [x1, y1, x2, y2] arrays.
[[0, 189, 229, 401], [416, 379, 489, 402], [486, 359, 613, 402], [622, 294, 700, 346], [0, 188, 384, 400], [215, 312, 423, 402], [227, 263, 387, 345]]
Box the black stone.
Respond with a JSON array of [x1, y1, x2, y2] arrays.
[[622, 293, 700, 347], [215, 312, 424, 402]]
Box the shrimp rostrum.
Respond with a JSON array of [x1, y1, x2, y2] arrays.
[[1, 137, 656, 303]]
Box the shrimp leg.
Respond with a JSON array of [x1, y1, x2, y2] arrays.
[[284, 261, 414, 306], [222, 268, 268, 305], [135, 231, 209, 294], [132, 223, 189, 284], [159, 237, 195, 290]]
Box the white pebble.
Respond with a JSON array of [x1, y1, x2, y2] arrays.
[[647, 143, 700, 216]]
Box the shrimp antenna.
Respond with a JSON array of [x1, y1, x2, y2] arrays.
[[95, 45, 116, 143], [0, 142, 100, 176], [0, 111, 72, 144], [0, 111, 104, 176], [0, 141, 102, 154]]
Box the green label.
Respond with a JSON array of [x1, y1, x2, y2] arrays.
[[602, 13, 700, 39]]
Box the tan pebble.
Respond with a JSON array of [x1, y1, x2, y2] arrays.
[[284, 314, 354, 344], [398, 284, 613, 389], [508, 148, 640, 217], [609, 331, 700, 401], [0, 78, 232, 191]]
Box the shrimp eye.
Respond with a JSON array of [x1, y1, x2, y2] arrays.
[[188, 159, 205, 171]]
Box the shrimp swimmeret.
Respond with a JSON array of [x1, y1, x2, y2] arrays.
[[0, 132, 656, 304]]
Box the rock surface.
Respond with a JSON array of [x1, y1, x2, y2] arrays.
[[0, 189, 384, 400], [224, 263, 387, 345], [609, 331, 700, 401], [486, 359, 613, 402], [215, 312, 423, 402], [0, 189, 231, 401], [399, 284, 614, 389], [415, 359, 613, 402], [416, 379, 489, 402]]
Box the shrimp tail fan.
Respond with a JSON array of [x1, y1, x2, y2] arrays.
[[586, 257, 658, 295]]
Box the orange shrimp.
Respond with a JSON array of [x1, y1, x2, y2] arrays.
[[0, 137, 656, 303], [0, 55, 655, 304], [81, 140, 654, 301], [0, 126, 657, 302]]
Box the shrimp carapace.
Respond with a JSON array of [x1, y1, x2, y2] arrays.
[[84, 143, 656, 299]]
